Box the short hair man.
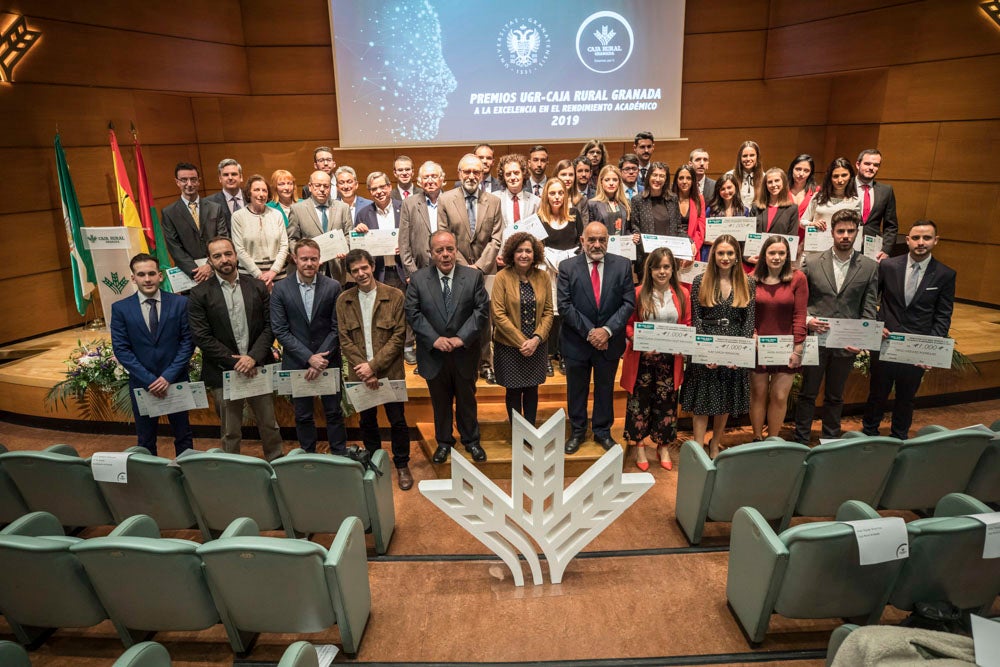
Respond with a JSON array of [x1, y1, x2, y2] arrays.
[[400, 161, 444, 278], [205, 158, 244, 223], [855, 148, 898, 260], [526, 145, 549, 197], [188, 237, 283, 460], [474, 143, 503, 193], [558, 222, 636, 454], [793, 209, 879, 443], [618, 153, 643, 201], [390, 155, 423, 202], [404, 231, 490, 463], [110, 254, 194, 456], [287, 170, 353, 283], [334, 165, 373, 225], [633, 131, 655, 180], [354, 171, 407, 289], [161, 162, 228, 284], [496, 154, 540, 230], [270, 238, 347, 454], [862, 221, 955, 439], [302, 146, 336, 198], [688, 148, 715, 203], [337, 249, 412, 489]]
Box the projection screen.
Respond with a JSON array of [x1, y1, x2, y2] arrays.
[[328, 0, 685, 148]]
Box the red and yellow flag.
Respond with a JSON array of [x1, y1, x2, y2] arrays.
[[108, 127, 149, 254]]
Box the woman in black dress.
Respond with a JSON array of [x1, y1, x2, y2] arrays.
[[538, 178, 580, 375]]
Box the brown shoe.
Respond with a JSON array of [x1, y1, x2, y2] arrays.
[[397, 466, 414, 491]]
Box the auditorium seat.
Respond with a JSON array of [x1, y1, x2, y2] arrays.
[[675, 439, 809, 545], [0, 511, 111, 647], [917, 424, 1000, 505], [791, 436, 900, 527], [0, 444, 28, 524], [272, 448, 395, 554], [97, 447, 207, 538], [112, 641, 172, 667], [889, 492, 1000, 615], [0, 640, 31, 667], [177, 450, 294, 537], [279, 641, 321, 667], [0, 444, 114, 528], [877, 429, 993, 512], [70, 514, 253, 653], [727, 500, 903, 645], [825, 623, 858, 666], [197, 516, 370, 657]]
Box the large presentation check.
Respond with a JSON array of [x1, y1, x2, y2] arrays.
[[705, 217, 755, 242], [744, 233, 799, 259], [691, 334, 756, 368], [641, 234, 692, 259], [632, 322, 695, 355], [879, 333, 955, 368]]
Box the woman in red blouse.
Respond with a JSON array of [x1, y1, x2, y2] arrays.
[[750, 235, 807, 441], [671, 164, 706, 255]]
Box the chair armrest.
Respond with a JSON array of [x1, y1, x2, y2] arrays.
[[205, 448, 224, 454], [220, 517, 260, 538], [0, 511, 64, 536], [915, 424, 948, 437], [325, 516, 371, 655], [934, 492, 990, 517], [277, 641, 318, 667], [727, 506, 789, 644], [363, 449, 395, 554], [835, 500, 880, 521], [111, 514, 161, 538], [285, 448, 306, 458], [675, 440, 716, 545], [123, 446, 150, 455], [46, 443, 79, 456], [826, 624, 860, 667]]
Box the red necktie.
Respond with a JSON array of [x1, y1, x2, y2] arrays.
[[513, 194, 521, 222], [402, 189, 410, 199], [591, 261, 601, 306], [862, 184, 871, 222]]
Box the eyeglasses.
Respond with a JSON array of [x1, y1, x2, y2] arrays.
[[176, 177, 199, 183], [315, 157, 335, 164], [310, 183, 331, 190], [370, 184, 391, 191], [620, 166, 639, 173], [459, 168, 482, 176]]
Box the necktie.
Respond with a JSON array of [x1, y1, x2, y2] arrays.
[[146, 298, 158, 336], [466, 194, 477, 235], [591, 261, 601, 307], [533, 183, 540, 196], [442, 276, 453, 315], [188, 201, 200, 229], [905, 263, 921, 306], [512, 194, 521, 222], [402, 188, 410, 199], [231, 197, 241, 213], [640, 167, 647, 182], [862, 184, 872, 222], [318, 205, 329, 232]]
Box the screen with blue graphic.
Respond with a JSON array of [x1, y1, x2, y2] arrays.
[[328, 0, 685, 147]]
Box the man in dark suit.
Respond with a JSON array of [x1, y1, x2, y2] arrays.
[[270, 238, 347, 454], [619, 154, 643, 201], [526, 145, 548, 197], [633, 131, 655, 182], [558, 222, 636, 454], [287, 170, 352, 284], [353, 171, 407, 290], [404, 230, 490, 464], [862, 220, 956, 439], [301, 146, 336, 199], [188, 237, 283, 460], [855, 148, 898, 260], [390, 155, 423, 202], [110, 254, 194, 456], [793, 209, 879, 443], [689, 148, 716, 203], [204, 158, 245, 225], [474, 143, 504, 193], [161, 162, 228, 283]]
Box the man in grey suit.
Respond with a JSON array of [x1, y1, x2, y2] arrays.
[[404, 230, 490, 464], [270, 237, 347, 454], [204, 158, 245, 224], [689, 148, 716, 203], [438, 153, 504, 383], [287, 170, 352, 283], [793, 209, 879, 443], [161, 162, 228, 283]]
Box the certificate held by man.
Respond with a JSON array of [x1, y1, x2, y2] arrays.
[[641, 234, 693, 259], [350, 228, 398, 256], [633, 322, 695, 355], [816, 317, 882, 350], [345, 379, 398, 412], [313, 229, 350, 262], [223, 366, 274, 401], [880, 333, 955, 369], [692, 334, 756, 368], [705, 217, 756, 242], [289, 369, 341, 398], [607, 234, 636, 260], [133, 381, 208, 418], [503, 214, 548, 242]]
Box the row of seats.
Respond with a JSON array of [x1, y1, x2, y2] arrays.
[[0, 511, 370, 656], [0, 639, 323, 666], [0, 445, 395, 554], [726, 493, 1000, 644], [676, 424, 999, 544]]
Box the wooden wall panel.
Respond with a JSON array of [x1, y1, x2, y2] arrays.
[[190, 95, 337, 144], [246, 47, 335, 95], [682, 31, 765, 82], [0, 209, 72, 280], [685, 0, 769, 33], [767, 0, 913, 28], [821, 125, 881, 169], [925, 182, 1000, 245], [931, 121, 1000, 182], [681, 78, 832, 129], [826, 71, 888, 125], [933, 241, 987, 301], [881, 55, 1000, 123], [241, 0, 330, 45], [0, 271, 86, 343], [873, 123, 939, 181], [890, 180, 931, 232]]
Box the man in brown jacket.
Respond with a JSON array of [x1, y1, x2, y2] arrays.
[[337, 248, 412, 489]]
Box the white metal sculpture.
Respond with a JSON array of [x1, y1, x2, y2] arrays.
[[419, 409, 654, 585]]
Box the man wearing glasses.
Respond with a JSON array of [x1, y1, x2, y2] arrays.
[[288, 170, 352, 283], [618, 154, 643, 201], [390, 155, 423, 202], [302, 146, 337, 198]]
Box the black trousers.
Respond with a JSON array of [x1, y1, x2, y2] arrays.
[[292, 394, 347, 454], [794, 348, 856, 442], [425, 356, 479, 448], [862, 352, 925, 440], [564, 356, 618, 439], [358, 400, 411, 467]]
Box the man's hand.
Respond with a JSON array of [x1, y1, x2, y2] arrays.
[[193, 264, 213, 282], [433, 337, 454, 352], [882, 327, 890, 339], [876, 251, 888, 262], [844, 346, 861, 354], [259, 270, 277, 288], [354, 361, 375, 381], [148, 376, 170, 398], [364, 376, 380, 389], [448, 336, 465, 349], [231, 354, 257, 377], [587, 328, 610, 350], [304, 366, 322, 381], [354, 223, 369, 233], [308, 351, 330, 371], [808, 318, 830, 333], [632, 232, 641, 245]]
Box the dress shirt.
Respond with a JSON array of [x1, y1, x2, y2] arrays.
[[343, 198, 359, 224], [501, 190, 529, 227], [374, 203, 396, 264], [649, 289, 679, 323], [296, 272, 316, 322], [589, 257, 614, 338], [528, 176, 547, 197], [832, 253, 852, 292], [142, 290, 161, 333], [181, 196, 199, 216], [624, 184, 639, 200], [436, 267, 456, 291], [357, 285, 378, 360], [905, 255, 931, 305], [312, 200, 330, 231], [226, 191, 245, 213], [426, 196, 439, 229], [217, 275, 249, 355], [856, 179, 874, 213]]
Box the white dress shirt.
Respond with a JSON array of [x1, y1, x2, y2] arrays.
[[357, 285, 378, 360]]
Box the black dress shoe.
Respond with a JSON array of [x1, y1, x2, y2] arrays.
[[481, 368, 496, 384], [565, 433, 585, 455], [404, 348, 417, 365], [594, 435, 619, 451], [546, 361, 554, 377], [466, 443, 487, 462], [558, 360, 567, 374], [431, 445, 450, 464]]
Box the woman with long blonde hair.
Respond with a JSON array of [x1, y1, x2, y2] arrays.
[[588, 165, 637, 242]]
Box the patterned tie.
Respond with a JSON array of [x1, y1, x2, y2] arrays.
[[146, 298, 158, 336], [905, 263, 921, 306], [231, 197, 241, 213], [512, 194, 520, 222], [640, 167, 647, 182], [442, 276, 453, 315], [533, 183, 540, 196], [862, 184, 872, 222], [188, 201, 200, 229], [591, 261, 601, 307], [466, 194, 477, 235], [318, 205, 329, 232]]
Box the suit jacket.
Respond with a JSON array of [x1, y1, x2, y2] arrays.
[[754, 204, 799, 236], [557, 253, 636, 363], [497, 189, 541, 229], [354, 201, 407, 283], [110, 291, 193, 389], [403, 264, 489, 381], [437, 187, 504, 274], [161, 198, 229, 277], [802, 249, 879, 357], [287, 197, 353, 283], [491, 267, 553, 347], [270, 272, 343, 371], [876, 255, 955, 338], [399, 193, 435, 275], [337, 282, 406, 381], [187, 276, 274, 388], [857, 179, 898, 255], [479, 175, 504, 194], [205, 191, 243, 225], [390, 184, 423, 202], [701, 177, 717, 205], [342, 195, 373, 225]]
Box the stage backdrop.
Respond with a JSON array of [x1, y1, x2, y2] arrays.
[[328, 0, 685, 148]]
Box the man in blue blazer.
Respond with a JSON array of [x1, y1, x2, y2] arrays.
[[558, 222, 636, 454], [270, 237, 347, 454], [110, 253, 195, 456], [353, 171, 408, 289]]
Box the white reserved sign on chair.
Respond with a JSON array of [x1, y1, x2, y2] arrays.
[[842, 517, 909, 565]]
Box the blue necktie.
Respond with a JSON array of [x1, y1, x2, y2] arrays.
[[466, 194, 477, 236], [146, 298, 158, 337], [318, 205, 328, 232]]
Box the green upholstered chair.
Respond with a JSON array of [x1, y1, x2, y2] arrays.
[[968, 437, 1000, 504], [889, 492, 1000, 615], [0, 444, 114, 528], [279, 641, 320, 667], [97, 447, 207, 538], [825, 623, 859, 667], [197, 516, 371, 657], [675, 439, 810, 545], [0, 511, 113, 646], [272, 448, 395, 554], [0, 444, 28, 524], [112, 642, 172, 667], [878, 429, 993, 511], [726, 500, 903, 645], [0, 640, 31, 667], [70, 514, 253, 653], [791, 436, 900, 528], [176, 451, 293, 537]]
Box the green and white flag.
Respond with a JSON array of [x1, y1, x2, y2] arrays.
[[54, 133, 97, 316]]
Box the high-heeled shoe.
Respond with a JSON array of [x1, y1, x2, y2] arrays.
[[708, 440, 721, 459], [635, 442, 650, 471], [657, 444, 673, 470]]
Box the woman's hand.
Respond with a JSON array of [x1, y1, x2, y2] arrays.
[[519, 336, 540, 356]]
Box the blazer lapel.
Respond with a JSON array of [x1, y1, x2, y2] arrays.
[[579, 256, 599, 313], [428, 270, 449, 323], [840, 254, 864, 296], [820, 252, 838, 296], [419, 199, 432, 235], [909, 258, 936, 308]]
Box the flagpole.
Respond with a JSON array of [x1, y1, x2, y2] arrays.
[[83, 296, 105, 331]]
